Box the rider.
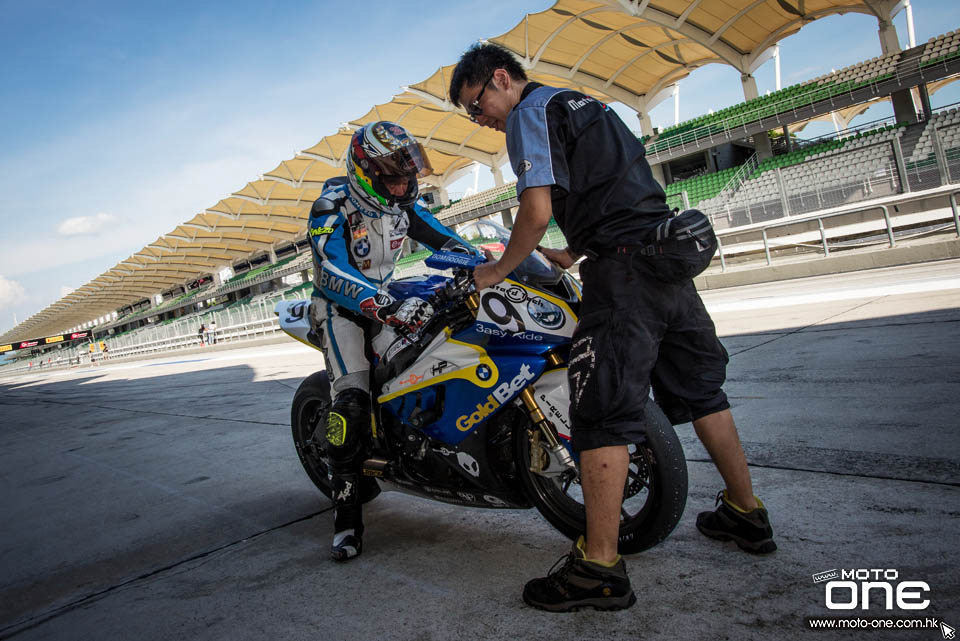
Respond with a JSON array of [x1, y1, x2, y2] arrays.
[[308, 121, 479, 561]]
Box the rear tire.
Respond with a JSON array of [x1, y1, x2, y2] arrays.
[[516, 401, 687, 555], [291, 371, 335, 498], [291, 371, 380, 503]]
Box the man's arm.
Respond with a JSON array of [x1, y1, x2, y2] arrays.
[[538, 245, 581, 269], [473, 185, 553, 290], [406, 202, 479, 255]]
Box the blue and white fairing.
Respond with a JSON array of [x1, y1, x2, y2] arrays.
[[376, 232, 579, 447]]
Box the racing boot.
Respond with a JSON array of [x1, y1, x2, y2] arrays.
[[330, 472, 364, 562], [324, 388, 369, 562], [522, 537, 636, 612], [696, 489, 776, 554]]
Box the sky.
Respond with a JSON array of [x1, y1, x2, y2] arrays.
[[1, 0, 959, 338]]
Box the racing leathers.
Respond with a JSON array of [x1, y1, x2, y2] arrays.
[[307, 179, 476, 559], [309, 180, 475, 393]]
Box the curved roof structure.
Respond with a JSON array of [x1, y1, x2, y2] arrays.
[[790, 77, 960, 132], [2, 0, 898, 343]]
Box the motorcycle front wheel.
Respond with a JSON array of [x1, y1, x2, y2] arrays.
[[514, 401, 688, 555]]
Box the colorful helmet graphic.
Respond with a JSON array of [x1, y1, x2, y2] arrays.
[[347, 121, 433, 211]]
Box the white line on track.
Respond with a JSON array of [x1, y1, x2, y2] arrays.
[[704, 277, 960, 313]]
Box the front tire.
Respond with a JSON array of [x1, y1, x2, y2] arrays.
[[516, 401, 687, 555]]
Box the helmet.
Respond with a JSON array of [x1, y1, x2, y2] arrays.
[[346, 121, 433, 211]]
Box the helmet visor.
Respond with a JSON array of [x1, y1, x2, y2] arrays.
[[370, 142, 433, 180]]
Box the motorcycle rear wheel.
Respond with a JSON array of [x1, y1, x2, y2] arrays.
[[515, 401, 688, 555], [291, 371, 381, 504], [291, 371, 335, 498]]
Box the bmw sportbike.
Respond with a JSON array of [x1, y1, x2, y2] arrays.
[[277, 220, 688, 553]]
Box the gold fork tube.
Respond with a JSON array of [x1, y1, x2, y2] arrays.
[[518, 388, 562, 449]]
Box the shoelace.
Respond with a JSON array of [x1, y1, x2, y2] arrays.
[[545, 552, 578, 590]]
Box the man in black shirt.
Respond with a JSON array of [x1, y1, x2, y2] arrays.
[[450, 44, 776, 613]]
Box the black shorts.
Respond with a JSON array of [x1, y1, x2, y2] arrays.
[[567, 254, 730, 452]]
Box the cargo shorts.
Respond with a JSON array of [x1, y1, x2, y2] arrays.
[[567, 254, 730, 452]]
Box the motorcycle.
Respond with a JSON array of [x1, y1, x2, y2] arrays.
[[276, 220, 687, 554]]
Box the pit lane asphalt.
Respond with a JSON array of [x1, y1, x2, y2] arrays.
[[1, 260, 958, 641]]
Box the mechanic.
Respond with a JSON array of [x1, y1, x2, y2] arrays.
[[449, 44, 776, 612]]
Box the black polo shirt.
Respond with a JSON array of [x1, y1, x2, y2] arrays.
[[505, 82, 671, 255]]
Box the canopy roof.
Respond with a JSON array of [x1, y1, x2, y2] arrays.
[[2, 0, 895, 343]]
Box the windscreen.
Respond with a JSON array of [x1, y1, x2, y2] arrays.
[[457, 219, 563, 287]]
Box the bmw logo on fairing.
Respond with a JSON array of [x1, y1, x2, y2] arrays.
[[476, 364, 492, 381], [353, 238, 371, 257]]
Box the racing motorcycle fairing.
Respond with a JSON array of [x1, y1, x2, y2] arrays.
[[275, 299, 319, 350], [377, 328, 546, 446], [468, 278, 577, 351]]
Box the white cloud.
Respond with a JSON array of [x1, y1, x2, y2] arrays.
[[57, 212, 118, 236], [0, 275, 27, 308]]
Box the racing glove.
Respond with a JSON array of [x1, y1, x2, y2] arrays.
[[361, 295, 434, 335]]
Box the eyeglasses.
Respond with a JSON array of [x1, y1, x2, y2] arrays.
[[466, 72, 495, 123]]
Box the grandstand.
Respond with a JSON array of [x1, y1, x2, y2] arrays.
[[3, 1, 959, 368], [644, 30, 960, 163]]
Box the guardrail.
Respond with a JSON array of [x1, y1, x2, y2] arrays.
[[714, 187, 960, 269]]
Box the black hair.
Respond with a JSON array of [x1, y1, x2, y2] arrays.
[[448, 43, 528, 108]]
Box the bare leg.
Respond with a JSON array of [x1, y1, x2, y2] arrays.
[[580, 445, 630, 563], [693, 409, 757, 510]]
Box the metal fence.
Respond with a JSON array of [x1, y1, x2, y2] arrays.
[[707, 143, 899, 230], [0, 288, 315, 375]]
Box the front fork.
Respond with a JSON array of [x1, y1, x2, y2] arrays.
[[518, 354, 578, 480], [518, 389, 577, 478], [466, 291, 577, 479]]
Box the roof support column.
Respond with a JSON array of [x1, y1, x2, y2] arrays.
[[874, 9, 921, 124], [649, 162, 666, 188], [491, 165, 505, 187], [741, 73, 773, 160], [877, 16, 901, 55], [636, 110, 655, 138]]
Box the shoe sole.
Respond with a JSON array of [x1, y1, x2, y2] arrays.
[[522, 591, 637, 613], [696, 522, 777, 554], [330, 544, 362, 562]]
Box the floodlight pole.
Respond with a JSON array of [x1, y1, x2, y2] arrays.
[[673, 83, 680, 126], [905, 0, 916, 48], [774, 45, 781, 91]]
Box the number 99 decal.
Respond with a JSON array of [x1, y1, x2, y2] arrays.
[[480, 292, 525, 334]]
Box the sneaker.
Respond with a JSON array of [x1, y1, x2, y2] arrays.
[[331, 529, 362, 562], [696, 490, 777, 554], [522, 538, 636, 612]]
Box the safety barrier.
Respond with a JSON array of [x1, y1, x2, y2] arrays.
[[713, 186, 960, 270]]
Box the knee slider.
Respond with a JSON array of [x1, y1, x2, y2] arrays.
[[325, 388, 370, 462]]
